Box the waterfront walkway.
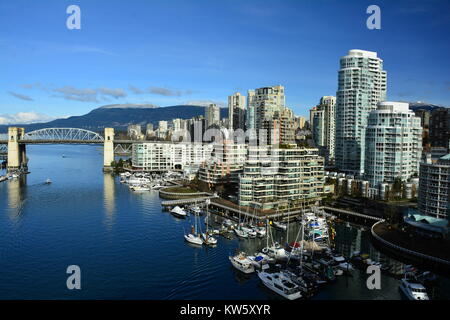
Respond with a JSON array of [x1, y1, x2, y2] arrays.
[[372, 221, 450, 265]]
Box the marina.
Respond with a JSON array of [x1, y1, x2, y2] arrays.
[[0, 145, 449, 300]]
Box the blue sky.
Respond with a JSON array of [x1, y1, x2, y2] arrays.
[[1, 0, 449, 123]]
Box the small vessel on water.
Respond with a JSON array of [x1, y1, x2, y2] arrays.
[[184, 232, 203, 245], [273, 221, 287, 231], [45, 178, 52, 184], [131, 185, 150, 192], [257, 271, 302, 300], [229, 252, 255, 274], [171, 206, 187, 218], [202, 201, 217, 246], [399, 278, 429, 300], [184, 209, 203, 245]]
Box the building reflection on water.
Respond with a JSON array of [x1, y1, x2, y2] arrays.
[[333, 222, 405, 276], [103, 173, 116, 229], [7, 175, 27, 222]]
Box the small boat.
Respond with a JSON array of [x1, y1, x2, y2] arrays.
[[45, 178, 52, 184], [262, 243, 288, 261], [234, 228, 248, 238], [201, 233, 217, 245], [399, 279, 429, 300], [229, 252, 255, 274], [190, 206, 202, 215], [257, 271, 302, 300], [256, 227, 266, 237], [184, 233, 203, 245], [273, 221, 287, 231], [131, 185, 150, 192], [171, 206, 187, 218], [247, 253, 273, 269]]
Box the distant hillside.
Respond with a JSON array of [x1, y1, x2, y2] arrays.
[[408, 102, 446, 111], [0, 104, 229, 133]]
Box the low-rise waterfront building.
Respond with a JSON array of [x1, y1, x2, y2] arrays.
[[198, 142, 247, 185], [132, 142, 214, 171], [239, 146, 324, 210]]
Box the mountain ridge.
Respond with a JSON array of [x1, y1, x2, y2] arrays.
[[0, 104, 228, 133]]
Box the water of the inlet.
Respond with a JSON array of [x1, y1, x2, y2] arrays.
[[0, 144, 443, 299]]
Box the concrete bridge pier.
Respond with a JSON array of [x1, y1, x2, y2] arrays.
[[103, 127, 115, 172], [7, 127, 25, 172]]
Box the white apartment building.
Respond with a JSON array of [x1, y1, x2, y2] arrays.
[[364, 101, 422, 187], [335, 49, 387, 175], [132, 142, 214, 171]]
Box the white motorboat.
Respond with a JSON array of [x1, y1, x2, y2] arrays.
[[184, 233, 203, 245], [151, 184, 164, 190], [273, 221, 287, 231], [131, 185, 150, 192], [247, 252, 273, 269], [262, 244, 288, 261], [256, 227, 266, 237], [229, 252, 255, 274], [257, 271, 302, 300], [399, 279, 429, 300], [171, 206, 187, 218], [190, 206, 202, 215], [223, 219, 233, 227], [45, 178, 52, 184], [234, 227, 248, 238]]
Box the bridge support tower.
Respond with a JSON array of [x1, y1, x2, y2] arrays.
[[7, 127, 26, 172], [103, 127, 115, 172]]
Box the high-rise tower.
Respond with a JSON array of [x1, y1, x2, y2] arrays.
[[335, 49, 387, 174]]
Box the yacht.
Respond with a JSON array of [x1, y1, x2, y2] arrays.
[[171, 206, 187, 218], [229, 252, 255, 274], [190, 206, 202, 215], [256, 226, 266, 237], [234, 227, 248, 238], [273, 221, 287, 231], [247, 253, 273, 269], [151, 184, 164, 190], [184, 233, 203, 245], [262, 243, 288, 261], [131, 185, 150, 192], [45, 178, 52, 184], [399, 279, 429, 300], [257, 271, 302, 300]]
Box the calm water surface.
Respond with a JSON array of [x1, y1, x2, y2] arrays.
[[0, 145, 445, 299]]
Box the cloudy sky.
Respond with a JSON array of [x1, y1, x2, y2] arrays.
[[1, 0, 449, 124]]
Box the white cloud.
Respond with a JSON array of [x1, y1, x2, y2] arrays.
[[0, 112, 62, 125], [185, 100, 226, 108]]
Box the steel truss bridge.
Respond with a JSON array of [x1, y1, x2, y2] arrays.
[[0, 128, 133, 155]]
